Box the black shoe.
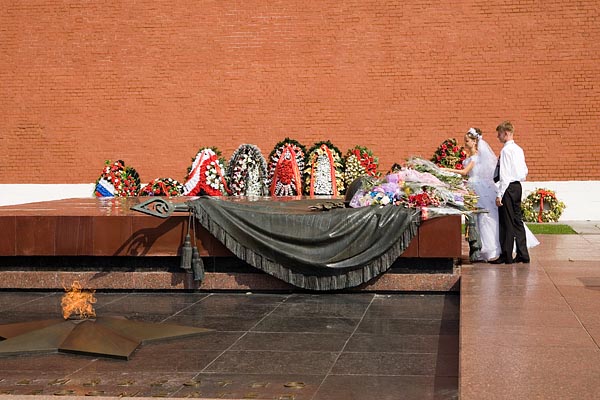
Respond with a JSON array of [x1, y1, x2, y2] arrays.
[[513, 256, 530, 264], [489, 258, 506, 264]]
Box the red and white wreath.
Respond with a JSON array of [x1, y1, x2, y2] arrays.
[[268, 138, 306, 197], [226, 144, 269, 196], [304, 141, 344, 196], [94, 160, 140, 197], [139, 177, 184, 197], [183, 147, 230, 196], [342, 145, 380, 189]]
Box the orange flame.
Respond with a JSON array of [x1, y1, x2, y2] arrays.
[[61, 281, 97, 320]]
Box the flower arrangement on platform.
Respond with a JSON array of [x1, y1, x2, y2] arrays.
[[348, 158, 478, 217], [431, 138, 467, 169], [304, 141, 345, 196], [403, 189, 442, 208], [343, 145, 380, 188], [139, 178, 184, 197], [459, 190, 480, 211], [388, 163, 403, 174], [350, 177, 446, 209], [226, 144, 269, 196], [183, 147, 230, 196], [94, 160, 140, 197], [268, 138, 306, 196], [407, 157, 465, 188], [522, 188, 566, 223], [406, 157, 479, 210], [364, 182, 404, 207]]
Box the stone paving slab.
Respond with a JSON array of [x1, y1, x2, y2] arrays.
[[562, 220, 600, 235], [0, 292, 459, 400], [460, 229, 600, 399]]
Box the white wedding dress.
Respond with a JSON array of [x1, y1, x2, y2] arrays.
[[465, 142, 539, 261]]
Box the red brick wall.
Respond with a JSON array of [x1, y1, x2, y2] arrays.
[[1, 1, 599, 184]]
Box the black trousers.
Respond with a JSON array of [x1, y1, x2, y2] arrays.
[[498, 182, 529, 261]]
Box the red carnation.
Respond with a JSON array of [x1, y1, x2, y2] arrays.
[[279, 160, 294, 184]]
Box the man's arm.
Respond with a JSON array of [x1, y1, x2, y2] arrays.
[[495, 149, 513, 206]]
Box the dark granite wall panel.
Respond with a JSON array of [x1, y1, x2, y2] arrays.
[[15, 216, 57, 256], [0, 199, 461, 259], [0, 216, 16, 256], [92, 216, 133, 256], [55, 216, 94, 255], [418, 217, 461, 258]]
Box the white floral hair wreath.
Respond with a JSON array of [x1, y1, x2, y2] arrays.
[[467, 127, 482, 140]]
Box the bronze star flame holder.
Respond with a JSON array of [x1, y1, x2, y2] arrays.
[[0, 281, 212, 360]]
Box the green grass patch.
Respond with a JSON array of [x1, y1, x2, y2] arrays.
[[525, 223, 577, 235], [461, 223, 577, 235]]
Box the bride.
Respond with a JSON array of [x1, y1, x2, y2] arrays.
[[445, 128, 539, 262]]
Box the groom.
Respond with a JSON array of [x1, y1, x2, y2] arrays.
[[491, 121, 530, 264]]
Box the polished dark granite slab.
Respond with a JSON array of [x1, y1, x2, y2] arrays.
[[0, 291, 459, 399], [0, 197, 461, 258], [0, 197, 461, 292]]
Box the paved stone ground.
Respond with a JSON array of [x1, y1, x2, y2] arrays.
[[562, 220, 600, 235], [460, 227, 600, 399], [0, 291, 459, 400], [2, 221, 594, 400]]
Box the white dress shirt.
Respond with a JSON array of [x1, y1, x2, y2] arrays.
[[496, 140, 528, 198]]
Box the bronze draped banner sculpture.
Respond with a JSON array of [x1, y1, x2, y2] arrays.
[[134, 197, 421, 291]]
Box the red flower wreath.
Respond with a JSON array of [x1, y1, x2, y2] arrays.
[[343, 145, 380, 188], [431, 138, 466, 169], [268, 138, 307, 196], [183, 147, 230, 196], [94, 160, 140, 197], [139, 178, 184, 197]]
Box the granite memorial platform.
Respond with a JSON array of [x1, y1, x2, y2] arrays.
[[0, 197, 461, 292]]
